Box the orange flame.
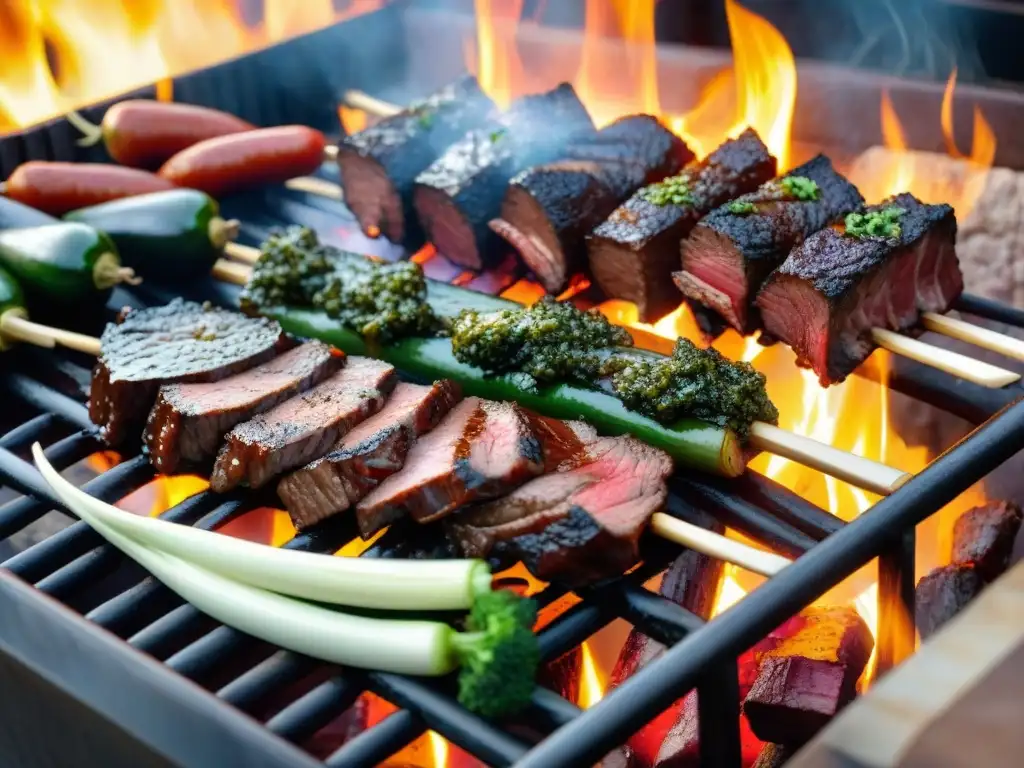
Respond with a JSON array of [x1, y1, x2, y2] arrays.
[[0, 0, 384, 132], [579, 641, 606, 708], [465, 0, 525, 109]]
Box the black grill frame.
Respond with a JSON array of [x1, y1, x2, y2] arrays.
[[0, 6, 1023, 766]]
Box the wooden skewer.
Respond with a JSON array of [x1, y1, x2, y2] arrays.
[[871, 328, 1020, 388], [342, 89, 403, 119], [284, 176, 344, 200], [921, 311, 1024, 363], [0, 311, 101, 356], [651, 513, 791, 577]]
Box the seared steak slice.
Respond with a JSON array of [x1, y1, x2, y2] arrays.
[[278, 380, 463, 530], [145, 341, 344, 475], [413, 83, 595, 270], [210, 357, 397, 492], [491, 115, 693, 293], [449, 435, 672, 586], [355, 397, 544, 537], [756, 194, 960, 385], [336, 76, 495, 247], [587, 129, 776, 322], [675, 154, 864, 333], [90, 299, 288, 447]]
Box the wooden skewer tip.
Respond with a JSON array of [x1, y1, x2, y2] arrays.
[[871, 327, 1020, 389], [651, 512, 792, 577]]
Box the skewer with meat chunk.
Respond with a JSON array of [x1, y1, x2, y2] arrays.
[[412, 83, 595, 270], [490, 114, 694, 293], [674, 154, 864, 334], [756, 194, 962, 386], [335, 76, 495, 247], [587, 128, 777, 322]]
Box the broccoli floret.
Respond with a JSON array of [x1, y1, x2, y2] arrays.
[[451, 589, 540, 718]]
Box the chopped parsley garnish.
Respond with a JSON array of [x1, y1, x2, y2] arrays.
[[489, 128, 507, 143], [728, 200, 757, 215], [844, 207, 905, 239], [640, 174, 693, 207], [779, 175, 820, 201]]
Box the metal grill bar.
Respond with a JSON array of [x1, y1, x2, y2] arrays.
[[266, 677, 362, 744], [325, 709, 424, 767]]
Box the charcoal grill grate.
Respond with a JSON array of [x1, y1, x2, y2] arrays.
[[1, 7, 1023, 767]]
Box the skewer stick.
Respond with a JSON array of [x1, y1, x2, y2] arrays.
[[212, 259, 252, 286], [871, 328, 1020, 388], [342, 90, 403, 118], [748, 422, 910, 496], [284, 176, 344, 200], [921, 311, 1024, 363], [0, 311, 101, 355], [223, 242, 261, 265], [651, 513, 791, 577], [322, 145, 338, 163]]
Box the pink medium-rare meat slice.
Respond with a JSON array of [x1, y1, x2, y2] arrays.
[[145, 341, 344, 475], [90, 299, 289, 447], [210, 357, 397, 492], [756, 193, 960, 386], [587, 128, 776, 322], [354, 397, 544, 537], [674, 155, 865, 334], [449, 435, 673, 586], [277, 380, 463, 531]]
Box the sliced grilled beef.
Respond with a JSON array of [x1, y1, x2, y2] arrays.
[[490, 115, 693, 293], [145, 342, 343, 475], [210, 357, 397, 492], [278, 380, 463, 530], [336, 76, 495, 247], [90, 299, 289, 447], [675, 154, 864, 333], [756, 194, 960, 385], [413, 83, 595, 270], [355, 397, 544, 537], [586, 129, 776, 322], [449, 435, 672, 586]]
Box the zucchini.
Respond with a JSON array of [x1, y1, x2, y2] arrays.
[[264, 306, 744, 477], [0, 223, 137, 306], [0, 264, 26, 351], [64, 189, 237, 282]]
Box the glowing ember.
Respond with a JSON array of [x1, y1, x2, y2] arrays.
[[0, 0, 385, 131], [428, 730, 449, 768]]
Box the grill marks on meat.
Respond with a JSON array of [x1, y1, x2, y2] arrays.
[[210, 357, 397, 492], [145, 342, 344, 475], [449, 435, 672, 586], [491, 115, 693, 293], [413, 83, 595, 270], [355, 397, 544, 538], [90, 299, 288, 447], [278, 380, 463, 531], [336, 76, 495, 246], [587, 129, 776, 323], [756, 193, 960, 385], [675, 154, 864, 333]]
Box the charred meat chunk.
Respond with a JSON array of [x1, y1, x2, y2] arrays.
[[449, 435, 672, 586], [588, 129, 776, 322], [413, 83, 595, 270], [336, 76, 495, 247], [210, 357, 397, 492], [355, 397, 544, 537], [278, 380, 463, 531], [757, 194, 960, 385], [491, 115, 693, 293], [950, 500, 1023, 582], [90, 299, 289, 447], [146, 341, 344, 475], [675, 155, 864, 333]]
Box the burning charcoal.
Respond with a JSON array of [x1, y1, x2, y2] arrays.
[[752, 743, 793, 768], [675, 155, 863, 334], [540, 648, 580, 705], [743, 606, 873, 746], [915, 562, 984, 639], [950, 500, 1023, 582], [492, 114, 693, 293], [653, 689, 766, 768], [588, 129, 776, 322], [336, 76, 496, 247], [756, 193, 961, 386]]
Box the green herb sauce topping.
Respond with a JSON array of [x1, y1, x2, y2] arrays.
[[844, 207, 905, 240], [240, 227, 440, 343], [779, 175, 820, 201], [451, 297, 777, 436], [728, 200, 757, 215], [640, 174, 693, 207]]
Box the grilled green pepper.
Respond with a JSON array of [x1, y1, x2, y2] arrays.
[[0, 223, 136, 306], [64, 189, 237, 282]]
